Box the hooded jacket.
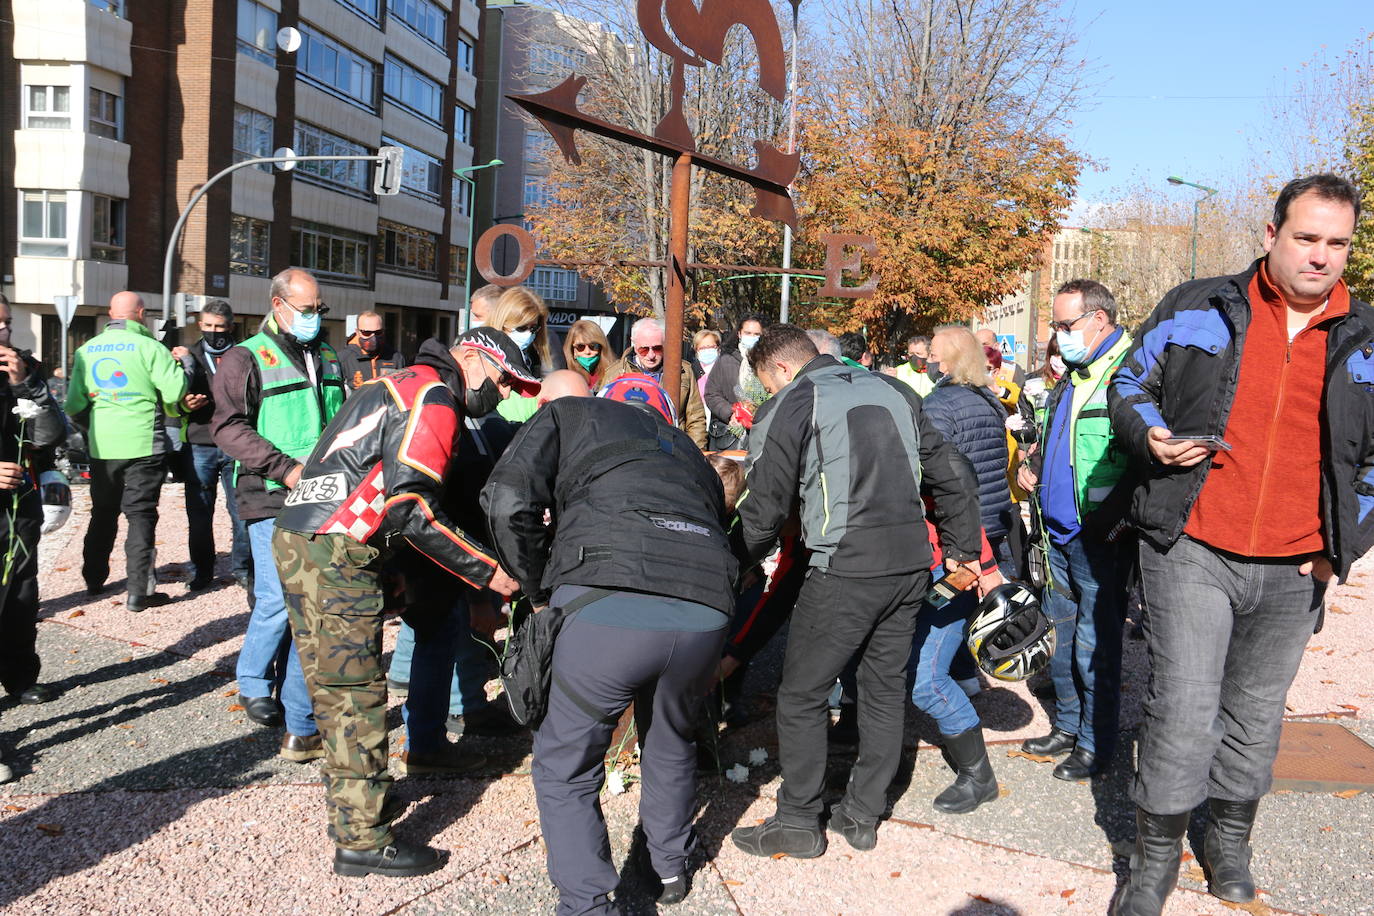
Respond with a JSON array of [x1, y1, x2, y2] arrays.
[[338, 335, 405, 390], [275, 339, 499, 589]]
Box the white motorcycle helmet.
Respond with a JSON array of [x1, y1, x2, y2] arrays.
[[966, 582, 1055, 682], [39, 470, 72, 535]]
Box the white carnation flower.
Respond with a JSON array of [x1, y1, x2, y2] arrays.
[[725, 764, 750, 783], [12, 399, 42, 421], [606, 769, 626, 795], [748, 747, 768, 765]]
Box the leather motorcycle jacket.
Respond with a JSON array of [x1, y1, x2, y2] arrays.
[[275, 338, 498, 589]]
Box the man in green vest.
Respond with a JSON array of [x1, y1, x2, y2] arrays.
[[212, 268, 346, 761], [894, 334, 937, 398], [66, 291, 192, 611], [1016, 279, 1134, 781]]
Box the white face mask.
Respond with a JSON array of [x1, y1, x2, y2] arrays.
[[1049, 355, 1067, 376], [508, 329, 536, 351], [739, 334, 760, 351]]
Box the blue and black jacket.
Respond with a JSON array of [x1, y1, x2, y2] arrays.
[[1108, 258, 1374, 580]]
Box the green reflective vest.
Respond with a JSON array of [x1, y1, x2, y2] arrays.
[[1041, 331, 1132, 519], [894, 362, 936, 399], [238, 328, 345, 491]]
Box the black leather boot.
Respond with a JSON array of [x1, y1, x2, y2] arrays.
[[333, 839, 443, 877], [1111, 808, 1189, 916], [1202, 798, 1259, 903], [933, 727, 999, 814]]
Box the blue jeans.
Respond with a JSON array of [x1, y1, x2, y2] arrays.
[[908, 589, 980, 736], [1044, 534, 1129, 756], [237, 518, 316, 736], [183, 444, 250, 581], [1134, 535, 1326, 814], [396, 594, 493, 753]]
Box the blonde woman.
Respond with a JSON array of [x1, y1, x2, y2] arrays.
[[562, 319, 619, 390], [487, 286, 554, 376], [691, 328, 722, 401]]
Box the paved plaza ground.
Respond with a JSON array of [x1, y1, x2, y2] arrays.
[[1, 485, 1371, 915]]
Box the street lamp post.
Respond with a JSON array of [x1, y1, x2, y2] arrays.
[[456, 158, 504, 331], [778, 0, 802, 323], [1166, 175, 1218, 280]]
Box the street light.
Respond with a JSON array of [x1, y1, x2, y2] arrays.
[[1166, 175, 1218, 280], [456, 158, 504, 331]]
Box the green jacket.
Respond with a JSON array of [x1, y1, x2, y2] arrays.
[[64, 319, 188, 459], [894, 362, 936, 398]]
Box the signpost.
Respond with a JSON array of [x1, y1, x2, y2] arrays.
[[52, 294, 78, 391]]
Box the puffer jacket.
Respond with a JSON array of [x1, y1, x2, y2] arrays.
[[273, 339, 499, 589], [921, 380, 1014, 540]]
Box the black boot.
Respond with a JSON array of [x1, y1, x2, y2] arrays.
[[333, 839, 443, 877], [1202, 798, 1259, 903], [1112, 808, 1189, 916], [933, 727, 999, 814]]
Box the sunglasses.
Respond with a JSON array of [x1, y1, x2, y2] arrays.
[[357, 328, 382, 338], [278, 297, 329, 317], [635, 345, 665, 355], [511, 322, 542, 334], [573, 342, 603, 353]]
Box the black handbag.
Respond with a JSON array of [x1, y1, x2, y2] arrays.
[[499, 588, 610, 728]]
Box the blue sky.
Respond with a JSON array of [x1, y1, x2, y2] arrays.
[[1066, 1, 1373, 204]]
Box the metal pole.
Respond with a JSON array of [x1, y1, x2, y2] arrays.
[[1190, 198, 1200, 280], [663, 153, 692, 418], [455, 159, 503, 332], [161, 153, 386, 330], [778, 1, 801, 324]]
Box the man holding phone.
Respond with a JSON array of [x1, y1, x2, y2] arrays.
[[1108, 174, 1372, 914], [1015, 279, 1135, 782]]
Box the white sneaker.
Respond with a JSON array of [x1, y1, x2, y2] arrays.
[[0, 760, 13, 784]]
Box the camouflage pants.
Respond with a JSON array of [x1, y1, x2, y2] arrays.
[[274, 527, 393, 851]]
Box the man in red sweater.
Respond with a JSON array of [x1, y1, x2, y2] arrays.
[[1109, 174, 1370, 915]]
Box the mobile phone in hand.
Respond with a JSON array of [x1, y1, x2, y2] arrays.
[[1164, 435, 1232, 451], [927, 565, 978, 610]]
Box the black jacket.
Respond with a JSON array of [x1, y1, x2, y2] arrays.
[[1109, 259, 1374, 579], [739, 355, 981, 577], [1, 351, 66, 518], [338, 338, 405, 390], [922, 380, 1014, 540], [480, 397, 738, 611], [275, 339, 499, 589], [180, 339, 235, 446]]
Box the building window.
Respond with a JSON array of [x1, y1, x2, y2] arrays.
[[292, 221, 371, 285], [523, 175, 556, 210], [89, 0, 124, 16], [230, 216, 272, 277], [88, 87, 123, 140], [377, 220, 438, 278], [293, 121, 371, 195], [298, 24, 377, 110], [337, 0, 381, 26], [381, 136, 443, 203], [455, 104, 473, 145], [453, 178, 471, 216], [19, 190, 68, 257], [383, 55, 442, 124], [233, 105, 274, 168], [528, 267, 577, 302], [237, 0, 278, 65], [457, 34, 475, 73], [523, 129, 555, 167], [527, 44, 587, 77], [449, 245, 468, 285], [388, 0, 445, 48], [91, 195, 126, 262], [24, 86, 71, 130]]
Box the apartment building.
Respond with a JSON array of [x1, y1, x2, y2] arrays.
[[474, 1, 619, 347], [1, 0, 483, 372]]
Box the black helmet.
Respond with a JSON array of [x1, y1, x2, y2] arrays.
[[966, 583, 1054, 682]]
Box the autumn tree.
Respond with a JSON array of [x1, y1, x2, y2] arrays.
[[784, 0, 1086, 349]]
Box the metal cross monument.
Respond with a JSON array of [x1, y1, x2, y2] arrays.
[[471, 0, 877, 407]]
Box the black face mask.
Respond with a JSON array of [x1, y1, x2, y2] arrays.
[[909, 356, 927, 372], [360, 334, 383, 355], [927, 363, 943, 382], [202, 330, 234, 353], [464, 377, 503, 416]]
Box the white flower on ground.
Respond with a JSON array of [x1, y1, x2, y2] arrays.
[[12, 399, 41, 421], [606, 769, 626, 795], [748, 747, 768, 765], [726, 764, 749, 783]]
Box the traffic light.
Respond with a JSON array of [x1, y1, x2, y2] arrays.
[[374, 146, 405, 195]]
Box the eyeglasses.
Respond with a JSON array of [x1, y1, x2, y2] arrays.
[[635, 345, 664, 356], [277, 297, 329, 318], [1049, 309, 1100, 334], [511, 322, 541, 334], [357, 328, 382, 338], [572, 342, 602, 353]]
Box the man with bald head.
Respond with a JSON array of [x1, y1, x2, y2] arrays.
[[213, 267, 346, 760], [338, 310, 405, 390], [537, 368, 592, 405], [66, 291, 192, 611], [468, 285, 503, 330]]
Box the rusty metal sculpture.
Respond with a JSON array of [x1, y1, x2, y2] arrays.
[[506, 1, 871, 402]]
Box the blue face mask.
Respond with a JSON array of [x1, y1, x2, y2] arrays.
[[1055, 329, 1090, 366], [508, 329, 536, 351], [739, 334, 760, 351], [290, 309, 321, 344], [697, 347, 719, 366]]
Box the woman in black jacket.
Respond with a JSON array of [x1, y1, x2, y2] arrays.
[[703, 314, 766, 450]]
